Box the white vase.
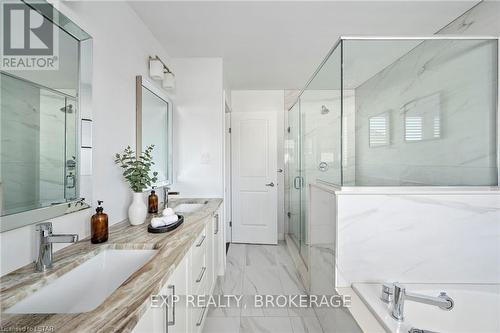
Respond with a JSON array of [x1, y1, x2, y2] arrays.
[[128, 192, 147, 225]]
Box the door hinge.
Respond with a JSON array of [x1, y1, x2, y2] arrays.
[[228, 127, 232, 133], [287, 126, 291, 133], [287, 212, 291, 219], [229, 221, 232, 227]]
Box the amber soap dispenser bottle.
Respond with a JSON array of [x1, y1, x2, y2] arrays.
[[91, 200, 108, 244], [148, 189, 158, 214]]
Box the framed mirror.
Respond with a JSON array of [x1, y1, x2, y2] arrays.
[[0, 0, 92, 232], [136, 76, 173, 189]]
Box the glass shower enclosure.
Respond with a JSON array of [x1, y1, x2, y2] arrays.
[[286, 36, 499, 268]]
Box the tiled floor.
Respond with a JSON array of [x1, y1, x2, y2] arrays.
[[203, 242, 362, 333]]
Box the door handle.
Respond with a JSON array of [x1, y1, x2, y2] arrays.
[[265, 182, 275, 187]]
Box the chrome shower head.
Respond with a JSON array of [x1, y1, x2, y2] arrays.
[[60, 104, 74, 113]]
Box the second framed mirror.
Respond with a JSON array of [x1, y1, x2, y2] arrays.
[[135, 75, 173, 189]]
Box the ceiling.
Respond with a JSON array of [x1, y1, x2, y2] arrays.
[[129, 1, 477, 90]]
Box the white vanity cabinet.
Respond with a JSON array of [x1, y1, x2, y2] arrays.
[[133, 256, 188, 333], [132, 294, 161, 333], [133, 209, 223, 333], [188, 218, 213, 333]]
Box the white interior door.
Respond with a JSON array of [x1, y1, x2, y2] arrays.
[[231, 112, 278, 244], [224, 112, 232, 243]]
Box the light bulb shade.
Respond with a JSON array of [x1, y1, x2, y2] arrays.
[[162, 72, 175, 89], [149, 59, 164, 80]]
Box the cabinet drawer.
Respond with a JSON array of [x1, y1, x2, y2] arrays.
[[190, 228, 207, 293]]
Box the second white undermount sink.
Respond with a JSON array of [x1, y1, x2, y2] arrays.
[[5, 249, 157, 314], [173, 201, 208, 213]]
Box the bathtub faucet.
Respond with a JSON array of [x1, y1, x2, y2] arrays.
[[390, 282, 454, 321]]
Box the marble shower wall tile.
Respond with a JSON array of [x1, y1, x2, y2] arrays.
[[1, 75, 40, 212], [437, 1, 500, 35], [336, 193, 500, 286], [352, 38, 498, 186]]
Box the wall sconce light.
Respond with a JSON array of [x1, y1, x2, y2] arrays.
[[149, 57, 164, 80], [149, 56, 175, 90], [162, 71, 175, 89]]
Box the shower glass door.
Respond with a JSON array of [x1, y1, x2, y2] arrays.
[[287, 102, 308, 267], [288, 103, 301, 248]]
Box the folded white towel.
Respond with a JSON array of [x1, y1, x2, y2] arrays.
[[151, 215, 179, 228], [162, 207, 175, 216], [163, 214, 179, 224]]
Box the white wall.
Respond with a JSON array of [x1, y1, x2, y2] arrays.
[[170, 57, 226, 261], [230, 90, 285, 240], [1, 1, 171, 275], [171, 58, 224, 198]]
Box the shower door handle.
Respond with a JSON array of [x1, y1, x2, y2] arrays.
[[294, 176, 301, 189]]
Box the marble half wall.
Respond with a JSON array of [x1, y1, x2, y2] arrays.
[[336, 191, 500, 286]]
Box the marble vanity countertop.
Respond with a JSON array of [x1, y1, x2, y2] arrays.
[[0, 197, 222, 333]]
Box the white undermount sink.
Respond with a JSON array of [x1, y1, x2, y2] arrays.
[[5, 249, 157, 314], [173, 201, 208, 213]]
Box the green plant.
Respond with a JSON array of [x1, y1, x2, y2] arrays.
[[114, 145, 158, 192]]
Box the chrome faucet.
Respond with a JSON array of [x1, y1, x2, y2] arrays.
[[35, 222, 79, 272], [389, 283, 454, 321], [162, 186, 179, 209]]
